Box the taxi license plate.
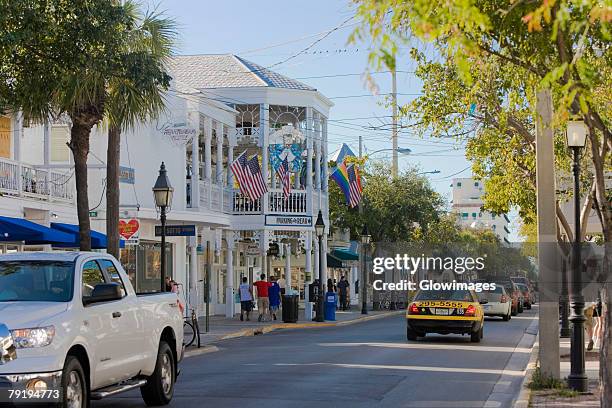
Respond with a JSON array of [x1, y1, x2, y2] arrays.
[[434, 308, 451, 315]]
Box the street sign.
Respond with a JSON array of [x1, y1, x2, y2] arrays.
[[267, 242, 279, 256], [88, 211, 98, 218], [155, 224, 196, 237]]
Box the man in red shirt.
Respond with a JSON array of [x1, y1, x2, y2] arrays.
[[254, 274, 271, 322]]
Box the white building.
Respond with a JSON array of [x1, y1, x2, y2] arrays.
[[450, 177, 510, 242], [0, 54, 332, 318]]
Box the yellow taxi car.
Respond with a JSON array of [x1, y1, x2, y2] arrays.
[[406, 288, 485, 342]]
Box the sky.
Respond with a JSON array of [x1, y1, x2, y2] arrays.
[[144, 0, 520, 240]]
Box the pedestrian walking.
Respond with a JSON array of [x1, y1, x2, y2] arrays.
[[268, 276, 281, 321], [338, 276, 350, 311], [239, 277, 253, 321], [254, 274, 271, 322]]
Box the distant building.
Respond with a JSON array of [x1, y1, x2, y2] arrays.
[[450, 177, 510, 243]]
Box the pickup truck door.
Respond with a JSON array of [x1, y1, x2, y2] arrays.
[[80, 260, 142, 389]]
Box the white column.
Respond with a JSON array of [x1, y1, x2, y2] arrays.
[[260, 230, 268, 280], [204, 117, 212, 180], [322, 118, 329, 192], [260, 104, 269, 212], [190, 112, 200, 208], [350, 265, 359, 305], [225, 230, 235, 318], [306, 109, 314, 214], [315, 140, 321, 190], [15, 112, 23, 193], [216, 122, 224, 185], [285, 242, 291, 292], [227, 132, 234, 187], [188, 232, 198, 316], [43, 119, 51, 166], [305, 232, 312, 281]]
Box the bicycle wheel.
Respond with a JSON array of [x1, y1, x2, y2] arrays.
[[183, 321, 196, 347]]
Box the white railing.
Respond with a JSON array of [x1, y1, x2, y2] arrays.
[[0, 158, 73, 202], [268, 189, 307, 214], [210, 184, 222, 211], [232, 191, 261, 214]]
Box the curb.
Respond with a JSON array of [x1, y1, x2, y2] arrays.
[[484, 314, 539, 408], [184, 345, 220, 358], [222, 310, 404, 338], [513, 337, 539, 407]]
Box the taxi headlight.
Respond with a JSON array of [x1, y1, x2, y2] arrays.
[[11, 326, 55, 348]]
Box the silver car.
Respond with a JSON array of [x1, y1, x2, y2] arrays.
[[477, 285, 512, 321]]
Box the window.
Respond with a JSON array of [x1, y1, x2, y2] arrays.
[[472, 213, 477, 218], [461, 213, 468, 219], [479, 213, 482, 218], [456, 182, 462, 187], [474, 181, 479, 187], [0, 116, 11, 159], [51, 125, 71, 162], [492, 225, 497, 230], [82, 260, 105, 298], [492, 214, 496, 219], [99, 259, 126, 297]]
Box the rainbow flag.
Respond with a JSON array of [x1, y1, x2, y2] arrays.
[[330, 162, 351, 204]]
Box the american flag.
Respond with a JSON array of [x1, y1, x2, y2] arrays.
[[347, 164, 363, 208], [277, 157, 290, 200], [230, 151, 268, 201]]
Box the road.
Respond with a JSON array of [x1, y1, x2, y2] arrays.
[[96, 307, 538, 408]]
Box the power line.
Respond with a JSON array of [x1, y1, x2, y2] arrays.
[[295, 70, 415, 80], [328, 92, 421, 100]]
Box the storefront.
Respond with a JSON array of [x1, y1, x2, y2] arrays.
[[119, 241, 173, 293]]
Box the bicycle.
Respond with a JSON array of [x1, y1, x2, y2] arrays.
[[183, 307, 200, 348], [174, 283, 201, 348]]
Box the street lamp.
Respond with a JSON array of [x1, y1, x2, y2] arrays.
[[368, 147, 412, 156], [314, 210, 325, 322], [566, 120, 588, 392], [417, 170, 441, 175], [360, 224, 371, 315], [153, 162, 174, 292]]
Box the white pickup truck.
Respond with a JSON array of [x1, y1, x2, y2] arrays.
[[0, 252, 184, 407]]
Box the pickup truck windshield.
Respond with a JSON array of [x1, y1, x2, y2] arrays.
[[0, 260, 75, 302]]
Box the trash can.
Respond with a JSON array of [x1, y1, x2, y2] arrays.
[[282, 294, 299, 323], [324, 292, 337, 321]]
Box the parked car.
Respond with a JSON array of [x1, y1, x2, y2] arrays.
[[0, 252, 184, 408], [477, 285, 512, 321], [515, 283, 532, 309], [510, 276, 535, 301], [477, 277, 521, 316]]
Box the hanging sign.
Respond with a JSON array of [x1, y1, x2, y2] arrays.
[[119, 219, 140, 245]]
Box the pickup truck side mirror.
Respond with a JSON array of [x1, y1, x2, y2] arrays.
[[84, 283, 123, 306]]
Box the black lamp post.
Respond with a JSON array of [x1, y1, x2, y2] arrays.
[[314, 210, 325, 322], [360, 224, 371, 315], [566, 120, 588, 392], [153, 162, 174, 292], [560, 260, 571, 338]]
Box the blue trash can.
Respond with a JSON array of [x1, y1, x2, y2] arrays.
[[324, 292, 337, 321]]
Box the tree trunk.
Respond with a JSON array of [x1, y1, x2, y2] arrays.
[[68, 121, 92, 252], [106, 126, 121, 259]]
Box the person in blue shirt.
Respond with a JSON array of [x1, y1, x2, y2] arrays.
[[268, 276, 281, 321]]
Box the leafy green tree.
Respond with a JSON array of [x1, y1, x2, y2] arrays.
[[329, 161, 444, 242], [104, 3, 176, 258], [0, 0, 135, 250]]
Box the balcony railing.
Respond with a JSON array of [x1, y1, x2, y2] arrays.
[[0, 158, 73, 202], [232, 191, 261, 214], [268, 189, 307, 214]]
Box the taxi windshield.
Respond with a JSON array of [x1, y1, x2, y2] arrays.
[[415, 289, 474, 302]]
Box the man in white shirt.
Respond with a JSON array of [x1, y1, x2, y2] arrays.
[[239, 277, 253, 321]]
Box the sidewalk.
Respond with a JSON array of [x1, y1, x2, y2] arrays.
[[184, 308, 403, 356], [515, 338, 602, 407]]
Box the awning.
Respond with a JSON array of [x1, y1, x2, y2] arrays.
[[51, 223, 124, 249], [0, 216, 75, 245], [331, 248, 359, 261], [327, 253, 345, 268]]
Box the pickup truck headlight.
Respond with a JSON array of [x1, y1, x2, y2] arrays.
[[11, 326, 55, 348]]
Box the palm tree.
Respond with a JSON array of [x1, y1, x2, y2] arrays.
[[104, 3, 176, 258]]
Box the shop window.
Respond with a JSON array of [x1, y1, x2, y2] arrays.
[[119, 241, 173, 294]]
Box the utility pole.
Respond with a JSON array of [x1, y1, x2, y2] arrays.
[[391, 68, 398, 178], [535, 89, 560, 379]]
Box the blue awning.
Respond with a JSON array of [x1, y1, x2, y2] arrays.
[[331, 248, 359, 261], [51, 223, 124, 249], [0, 216, 75, 245]]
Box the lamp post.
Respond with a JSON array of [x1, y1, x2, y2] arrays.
[[360, 224, 371, 315], [367, 147, 412, 156], [153, 162, 174, 292], [314, 210, 325, 322], [566, 120, 588, 392]]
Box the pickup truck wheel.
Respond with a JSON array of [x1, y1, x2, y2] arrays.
[[60, 356, 88, 408], [141, 341, 175, 406]]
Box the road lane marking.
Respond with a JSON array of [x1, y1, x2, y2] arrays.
[[318, 342, 532, 353], [271, 362, 526, 376]]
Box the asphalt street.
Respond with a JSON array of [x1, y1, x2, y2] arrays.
[[96, 307, 538, 408]]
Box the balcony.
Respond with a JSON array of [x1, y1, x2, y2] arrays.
[[0, 158, 74, 202], [268, 190, 307, 214]]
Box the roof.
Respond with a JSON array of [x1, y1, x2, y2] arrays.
[[168, 54, 316, 92]]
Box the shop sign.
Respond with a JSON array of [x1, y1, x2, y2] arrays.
[[245, 244, 260, 256], [119, 166, 135, 184], [155, 224, 196, 237], [119, 218, 140, 245], [265, 215, 312, 227]]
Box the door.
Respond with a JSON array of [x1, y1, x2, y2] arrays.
[[80, 260, 141, 389]]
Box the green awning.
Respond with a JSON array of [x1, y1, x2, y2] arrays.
[[326, 254, 344, 268], [331, 248, 359, 261]]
